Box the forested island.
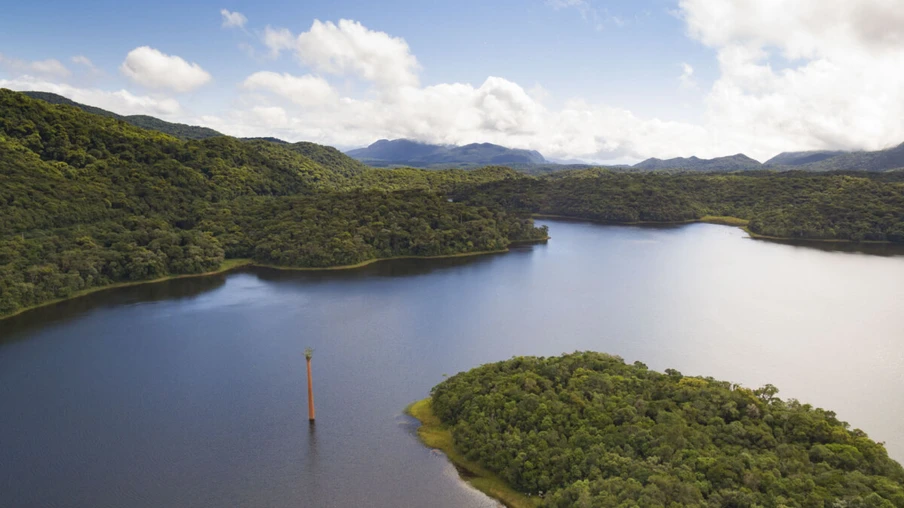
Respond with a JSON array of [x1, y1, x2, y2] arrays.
[[411, 352, 904, 507], [2, 88, 904, 319]]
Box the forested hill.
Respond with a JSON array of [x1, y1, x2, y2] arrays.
[[456, 170, 904, 242], [2, 87, 903, 319], [283, 141, 370, 177], [428, 352, 904, 507], [0, 89, 547, 318], [21, 91, 224, 140], [790, 142, 904, 172]]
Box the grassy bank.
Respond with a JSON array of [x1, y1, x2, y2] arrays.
[[698, 215, 750, 227], [406, 398, 540, 508]]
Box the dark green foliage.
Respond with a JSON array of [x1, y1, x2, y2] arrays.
[[202, 191, 544, 266], [283, 141, 370, 178], [3, 87, 902, 320], [21, 91, 223, 140], [456, 170, 904, 242], [431, 352, 904, 507], [0, 89, 545, 317]]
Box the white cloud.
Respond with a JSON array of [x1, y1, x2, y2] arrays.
[[0, 53, 70, 78], [262, 26, 295, 57], [678, 62, 697, 90], [242, 71, 338, 106], [216, 71, 708, 163], [264, 19, 420, 89], [11, 5, 900, 165], [681, 0, 904, 155], [70, 55, 101, 75], [0, 76, 182, 116], [220, 9, 247, 29], [120, 46, 211, 93], [71, 55, 95, 68]]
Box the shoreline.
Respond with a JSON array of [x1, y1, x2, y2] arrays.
[[533, 214, 898, 245], [0, 258, 255, 322], [405, 398, 539, 508], [0, 247, 533, 322]]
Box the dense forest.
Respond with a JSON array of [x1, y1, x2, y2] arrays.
[[0, 90, 545, 317], [429, 352, 904, 507], [21, 91, 224, 140], [455, 170, 904, 242], [2, 87, 903, 318]]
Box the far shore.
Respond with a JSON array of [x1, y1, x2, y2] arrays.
[[533, 214, 898, 245]]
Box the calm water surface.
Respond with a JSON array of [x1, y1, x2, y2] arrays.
[[2, 220, 903, 507]]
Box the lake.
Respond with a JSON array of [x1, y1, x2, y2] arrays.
[[2, 220, 903, 508]]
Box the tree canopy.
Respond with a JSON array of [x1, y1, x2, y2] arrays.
[[2, 87, 902, 320], [430, 352, 904, 507]]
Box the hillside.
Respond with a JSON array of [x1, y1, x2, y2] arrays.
[[3, 88, 903, 321], [763, 143, 904, 171], [0, 90, 545, 318], [633, 153, 762, 171], [457, 169, 904, 242], [425, 352, 904, 507], [764, 150, 846, 166], [21, 90, 224, 140], [283, 141, 370, 177], [347, 138, 546, 166], [794, 142, 904, 172]]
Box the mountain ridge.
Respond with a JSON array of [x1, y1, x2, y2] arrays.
[[634, 153, 762, 171], [21, 91, 224, 140], [346, 138, 546, 167]]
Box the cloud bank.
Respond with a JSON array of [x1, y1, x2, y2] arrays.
[[6, 1, 904, 163]]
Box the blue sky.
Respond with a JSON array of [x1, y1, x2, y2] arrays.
[[2, 0, 903, 163]]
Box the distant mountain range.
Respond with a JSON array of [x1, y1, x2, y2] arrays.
[[346, 139, 546, 167], [21, 91, 224, 140], [632, 144, 904, 172], [634, 154, 762, 171], [766, 143, 904, 172], [20, 91, 904, 173], [763, 150, 846, 166]]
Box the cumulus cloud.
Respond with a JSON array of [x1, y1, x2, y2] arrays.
[[264, 19, 419, 89], [11, 4, 896, 164], [120, 46, 211, 92], [214, 71, 708, 162], [220, 9, 247, 29], [262, 26, 295, 57], [0, 53, 70, 78], [681, 0, 904, 155], [0, 76, 182, 116], [242, 71, 338, 106]]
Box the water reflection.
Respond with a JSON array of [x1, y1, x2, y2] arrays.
[[0, 274, 228, 342]]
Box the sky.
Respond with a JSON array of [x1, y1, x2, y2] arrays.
[[2, 0, 903, 164]]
